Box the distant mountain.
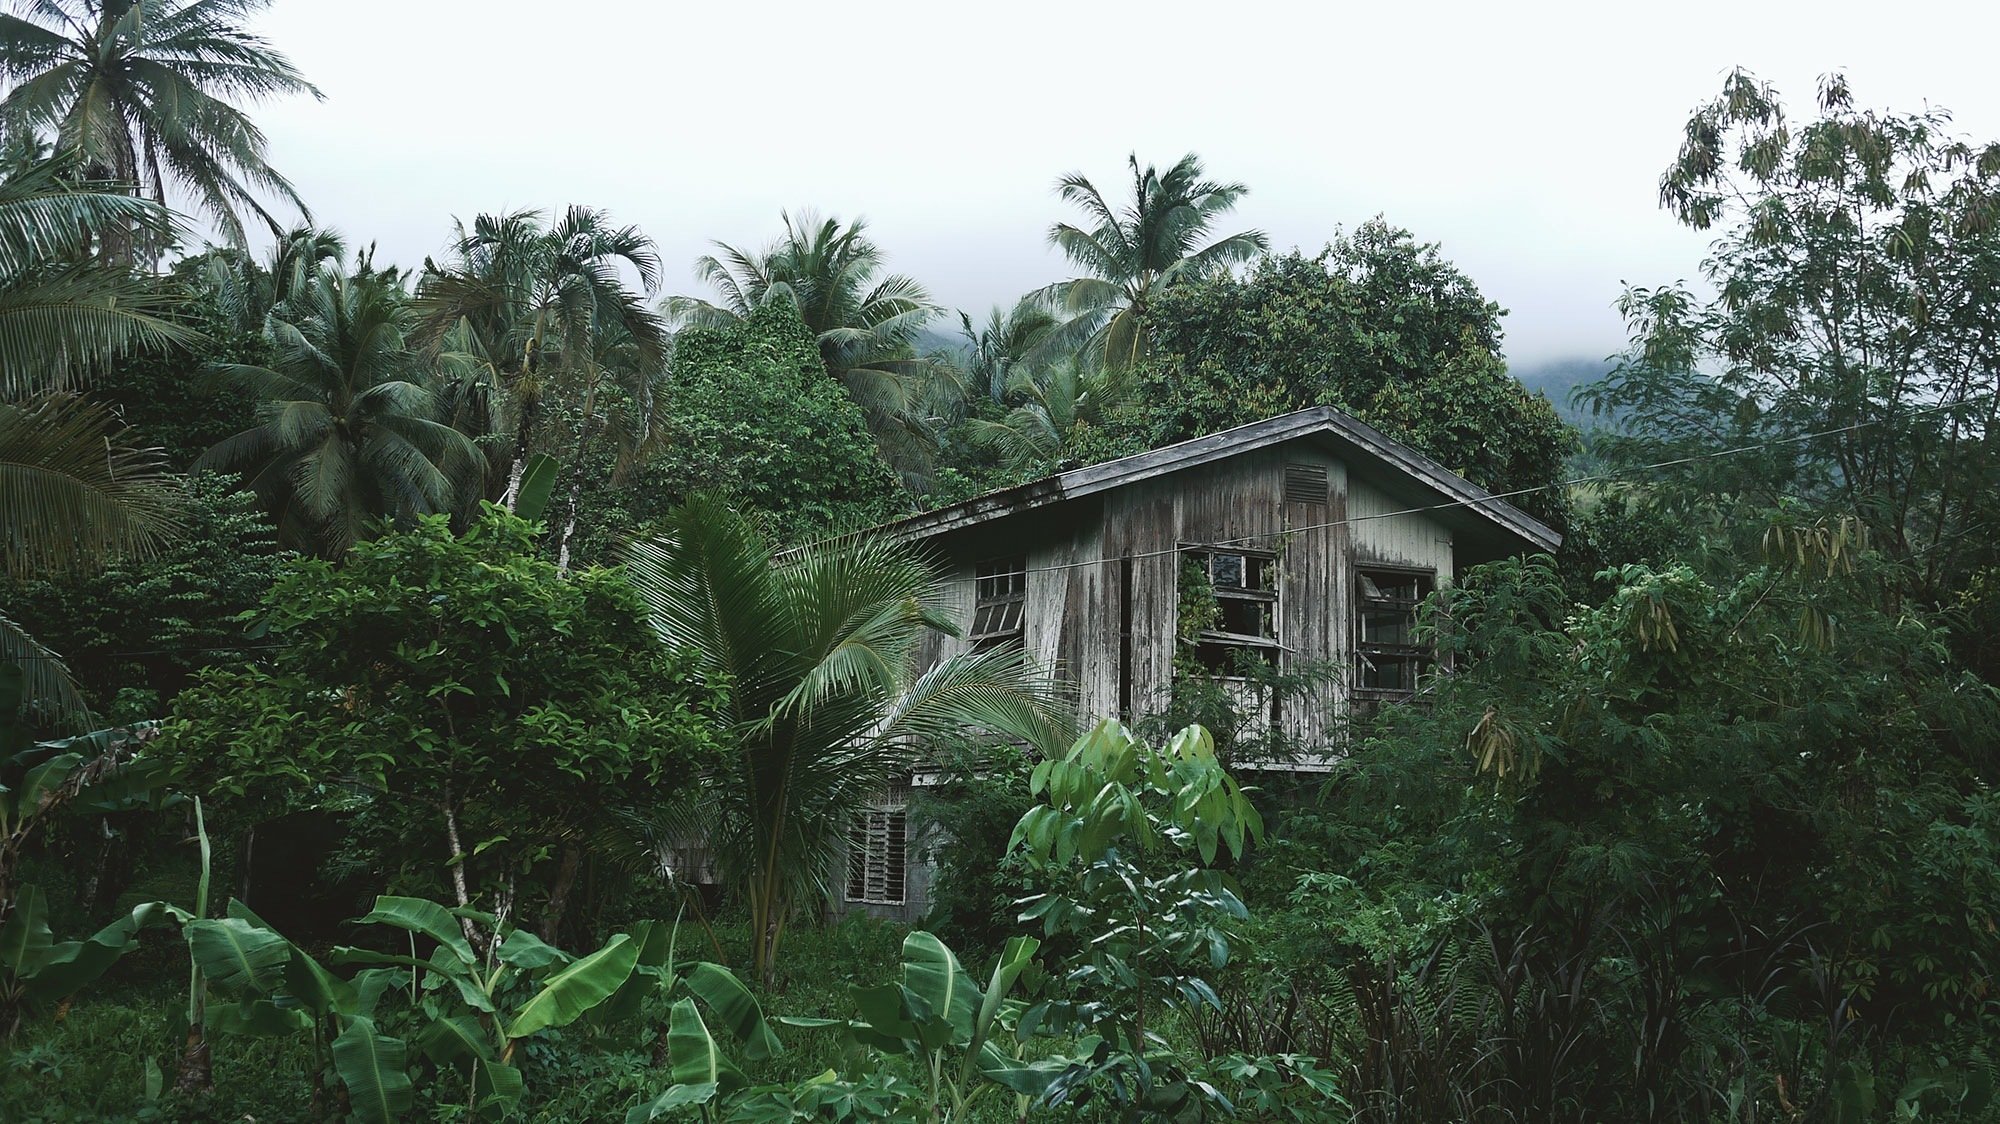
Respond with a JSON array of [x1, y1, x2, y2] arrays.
[[1511, 357, 1615, 426], [913, 324, 969, 359]]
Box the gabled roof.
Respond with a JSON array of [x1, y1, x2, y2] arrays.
[[886, 407, 1561, 557]]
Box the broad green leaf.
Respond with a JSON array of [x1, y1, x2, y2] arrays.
[[26, 900, 165, 1004], [473, 1058, 524, 1118], [0, 884, 52, 971], [357, 896, 475, 965], [416, 1014, 494, 1064], [206, 998, 311, 1037], [186, 917, 291, 996], [17, 752, 83, 812], [961, 935, 1039, 1087], [849, 981, 924, 1053], [900, 930, 976, 1049], [513, 453, 560, 522], [664, 997, 743, 1089], [625, 1081, 718, 1123], [332, 1015, 415, 1124], [596, 920, 673, 1025], [284, 944, 355, 1017], [504, 933, 638, 1040], [684, 961, 780, 1061], [351, 968, 400, 1019], [497, 928, 569, 971]]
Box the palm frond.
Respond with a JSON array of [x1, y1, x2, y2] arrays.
[[0, 393, 180, 578]]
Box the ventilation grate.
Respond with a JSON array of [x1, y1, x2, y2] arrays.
[[1284, 464, 1329, 506]]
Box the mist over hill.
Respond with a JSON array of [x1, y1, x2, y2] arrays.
[[1510, 356, 1614, 425]]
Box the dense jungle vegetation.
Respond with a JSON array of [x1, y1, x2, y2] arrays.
[[5, 2, 2000, 1121]]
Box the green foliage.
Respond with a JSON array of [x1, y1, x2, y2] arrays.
[[1279, 543, 2000, 1120], [1008, 721, 1276, 1118], [163, 505, 720, 939], [2, 476, 288, 725], [633, 930, 1050, 1124], [624, 497, 1072, 985], [0, 0, 320, 251], [1119, 227, 1576, 524], [667, 211, 954, 484], [0, 884, 165, 1037], [1032, 152, 1269, 372], [568, 301, 905, 563], [1582, 70, 2000, 675], [198, 260, 484, 558]]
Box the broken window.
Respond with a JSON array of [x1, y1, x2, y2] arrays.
[[846, 781, 908, 905], [970, 556, 1027, 652], [1355, 567, 1434, 706], [1182, 547, 1280, 675]]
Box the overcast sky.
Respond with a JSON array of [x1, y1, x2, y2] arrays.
[[241, 0, 2000, 368]]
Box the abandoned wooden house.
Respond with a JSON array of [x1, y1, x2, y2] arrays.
[[841, 405, 1561, 921]]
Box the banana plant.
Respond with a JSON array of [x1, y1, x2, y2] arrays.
[[631, 930, 1059, 1124], [0, 883, 165, 1038]]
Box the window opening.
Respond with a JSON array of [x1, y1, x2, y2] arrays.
[[846, 781, 909, 905], [1181, 546, 1280, 675], [1355, 567, 1434, 710], [970, 556, 1027, 652]]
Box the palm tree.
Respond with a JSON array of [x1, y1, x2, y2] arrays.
[[1035, 153, 1268, 372], [958, 300, 1059, 405], [667, 211, 952, 483], [966, 359, 1123, 480], [413, 205, 668, 525], [0, 0, 320, 255], [625, 497, 1073, 985], [0, 156, 192, 729], [197, 261, 482, 557], [185, 224, 346, 335]]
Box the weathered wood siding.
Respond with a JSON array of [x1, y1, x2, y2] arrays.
[[919, 438, 1459, 752]]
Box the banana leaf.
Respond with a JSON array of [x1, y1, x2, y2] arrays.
[[504, 933, 637, 1040], [332, 1014, 415, 1124]]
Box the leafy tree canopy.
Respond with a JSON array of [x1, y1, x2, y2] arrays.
[[163, 506, 721, 938], [562, 301, 908, 565], [1110, 223, 1575, 523]]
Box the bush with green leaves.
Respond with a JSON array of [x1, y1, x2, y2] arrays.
[[1, 476, 290, 727], [564, 300, 908, 566], [1266, 539, 2000, 1121], [163, 505, 721, 943]]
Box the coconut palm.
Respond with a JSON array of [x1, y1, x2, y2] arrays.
[[0, 157, 192, 729], [667, 211, 952, 483], [185, 224, 346, 335], [0, 157, 190, 393], [413, 206, 668, 514], [625, 497, 1073, 985], [958, 299, 1059, 406], [197, 261, 482, 557], [0, 0, 320, 255], [1035, 153, 1268, 372], [966, 359, 1123, 480]]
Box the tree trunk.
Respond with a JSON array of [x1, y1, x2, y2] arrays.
[[174, 1022, 211, 1093], [236, 826, 255, 908], [440, 787, 485, 954], [539, 843, 582, 944]]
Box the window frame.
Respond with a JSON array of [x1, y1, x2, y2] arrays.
[[1353, 563, 1436, 710], [1180, 544, 1282, 678], [845, 781, 909, 906], [969, 556, 1028, 653]]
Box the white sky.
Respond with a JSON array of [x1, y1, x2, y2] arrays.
[[242, 0, 2000, 366]]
